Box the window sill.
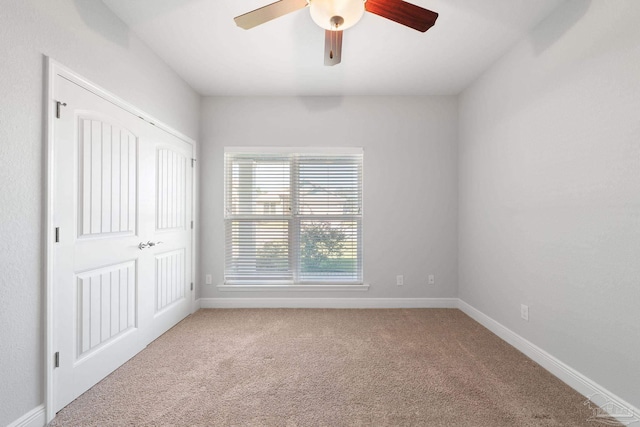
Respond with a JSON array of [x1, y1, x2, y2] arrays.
[[216, 283, 370, 292]]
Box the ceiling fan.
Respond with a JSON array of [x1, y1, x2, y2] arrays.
[[234, 0, 438, 66]]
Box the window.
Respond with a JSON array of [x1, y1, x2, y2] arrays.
[[224, 148, 363, 285]]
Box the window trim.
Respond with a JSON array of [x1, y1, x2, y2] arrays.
[[224, 146, 363, 155], [223, 147, 364, 287], [216, 283, 370, 292]]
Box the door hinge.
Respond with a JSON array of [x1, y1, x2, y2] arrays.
[[190, 282, 194, 291], [55, 101, 67, 119], [190, 220, 194, 230], [191, 158, 196, 168], [55, 227, 60, 243], [54, 352, 60, 368]]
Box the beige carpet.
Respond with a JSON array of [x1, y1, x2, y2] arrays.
[[49, 309, 617, 426]]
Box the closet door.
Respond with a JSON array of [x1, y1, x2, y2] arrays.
[[52, 75, 193, 412]]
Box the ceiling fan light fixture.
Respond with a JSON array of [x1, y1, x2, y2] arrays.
[[308, 0, 365, 30], [235, 0, 438, 66]]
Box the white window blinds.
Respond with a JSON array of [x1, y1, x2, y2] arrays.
[[224, 149, 363, 285]]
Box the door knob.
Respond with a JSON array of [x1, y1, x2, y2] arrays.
[[138, 241, 163, 250]]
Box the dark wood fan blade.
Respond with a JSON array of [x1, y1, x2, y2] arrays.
[[365, 0, 438, 32], [324, 30, 343, 66], [234, 0, 308, 30]]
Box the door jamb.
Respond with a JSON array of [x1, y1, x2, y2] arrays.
[[44, 57, 198, 423]]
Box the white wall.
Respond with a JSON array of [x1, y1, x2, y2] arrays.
[[200, 96, 458, 300], [0, 1, 199, 425], [459, 0, 640, 409]]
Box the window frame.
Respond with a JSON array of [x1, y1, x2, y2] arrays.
[[223, 147, 364, 289]]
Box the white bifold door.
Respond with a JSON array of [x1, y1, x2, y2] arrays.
[[52, 75, 193, 412]]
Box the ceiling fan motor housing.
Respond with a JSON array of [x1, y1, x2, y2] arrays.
[[308, 0, 366, 30], [330, 16, 345, 28]]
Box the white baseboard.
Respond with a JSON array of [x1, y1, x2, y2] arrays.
[[198, 297, 459, 309], [8, 405, 45, 427], [458, 299, 639, 426]]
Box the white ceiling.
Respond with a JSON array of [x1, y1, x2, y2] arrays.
[[102, 0, 564, 96]]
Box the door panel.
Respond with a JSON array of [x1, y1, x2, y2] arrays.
[[157, 148, 187, 230], [76, 261, 136, 357], [53, 74, 193, 412], [155, 249, 186, 313], [78, 117, 137, 237]]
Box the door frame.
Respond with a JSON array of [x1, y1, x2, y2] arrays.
[[44, 57, 198, 423]]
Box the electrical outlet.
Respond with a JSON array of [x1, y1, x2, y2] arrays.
[[428, 274, 435, 285], [520, 304, 529, 321], [205, 274, 212, 285], [396, 275, 404, 286]]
